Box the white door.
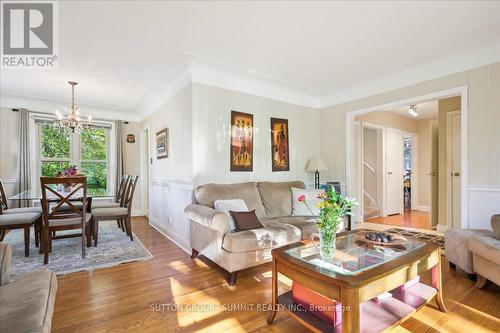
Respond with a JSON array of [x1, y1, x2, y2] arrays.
[[430, 120, 439, 226], [385, 129, 403, 215], [449, 112, 461, 228]]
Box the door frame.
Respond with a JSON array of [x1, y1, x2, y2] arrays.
[[140, 125, 151, 219], [346, 86, 468, 230], [446, 110, 461, 229], [360, 122, 386, 219], [401, 130, 419, 214]]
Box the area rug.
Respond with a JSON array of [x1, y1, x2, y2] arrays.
[[385, 227, 445, 250], [3, 221, 153, 280]]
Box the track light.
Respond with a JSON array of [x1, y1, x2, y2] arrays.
[[409, 104, 418, 117]]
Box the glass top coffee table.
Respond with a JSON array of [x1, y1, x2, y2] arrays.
[[267, 229, 446, 333]]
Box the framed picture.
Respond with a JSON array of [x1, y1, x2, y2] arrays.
[[270, 117, 290, 171], [156, 128, 168, 159], [230, 111, 253, 171]]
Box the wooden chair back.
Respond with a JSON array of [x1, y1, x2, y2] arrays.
[[116, 175, 130, 203], [122, 175, 139, 213], [40, 177, 88, 224], [0, 178, 8, 212]]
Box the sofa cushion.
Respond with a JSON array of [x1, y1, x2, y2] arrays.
[[468, 231, 500, 266], [444, 228, 486, 274], [257, 181, 305, 218], [0, 270, 57, 333], [0, 243, 11, 286], [194, 182, 266, 218], [230, 210, 263, 232], [291, 188, 325, 216], [214, 199, 248, 232], [491, 214, 500, 239], [222, 220, 301, 253], [270, 216, 318, 240]]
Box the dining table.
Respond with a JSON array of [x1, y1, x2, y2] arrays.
[[9, 188, 115, 212]]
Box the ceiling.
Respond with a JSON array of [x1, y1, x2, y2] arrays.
[[1, 1, 499, 119], [386, 100, 439, 120]]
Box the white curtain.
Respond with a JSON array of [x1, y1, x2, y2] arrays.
[[18, 109, 31, 207], [115, 121, 124, 196]]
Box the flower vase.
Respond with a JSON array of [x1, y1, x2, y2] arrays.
[[312, 229, 336, 260]]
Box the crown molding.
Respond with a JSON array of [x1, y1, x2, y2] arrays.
[[318, 32, 500, 108], [0, 94, 141, 121], [134, 69, 192, 119], [185, 53, 320, 109]]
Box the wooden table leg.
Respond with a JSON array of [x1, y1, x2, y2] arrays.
[[267, 257, 278, 324], [432, 255, 447, 312], [341, 286, 360, 333]]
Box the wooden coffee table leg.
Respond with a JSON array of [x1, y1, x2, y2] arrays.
[[267, 257, 278, 324], [432, 256, 447, 312], [341, 286, 360, 333]]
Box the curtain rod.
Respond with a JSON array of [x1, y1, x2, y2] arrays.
[[11, 108, 129, 124]]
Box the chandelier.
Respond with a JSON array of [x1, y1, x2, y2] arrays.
[[53, 81, 93, 134]]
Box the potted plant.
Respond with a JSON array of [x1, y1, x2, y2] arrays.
[[298, 187, 358, 259], [56, 165, 79, 192]]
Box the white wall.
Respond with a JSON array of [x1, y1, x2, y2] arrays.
[[122, 121, 142, 214], [140, 83, 320, 251], [320, 62, 500, 230], [192, 83, 319, 185], [141, 84, 193, 252]]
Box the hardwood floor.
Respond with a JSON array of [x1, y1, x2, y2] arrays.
[[52, 217, 500, 333], [367, 210, 433, 230]]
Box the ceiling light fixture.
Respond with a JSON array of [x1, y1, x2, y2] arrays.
[[53, 81, 94, 134], [409, 104, 418, 117]]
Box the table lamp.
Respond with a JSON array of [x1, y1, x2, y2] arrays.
[[306, 157, 327, 189]]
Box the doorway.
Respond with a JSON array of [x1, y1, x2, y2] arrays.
[[347, 87, 468, 231], [140, 126, 151, 219]]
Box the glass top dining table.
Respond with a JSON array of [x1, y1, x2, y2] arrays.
[[9, 188, 114, 201]]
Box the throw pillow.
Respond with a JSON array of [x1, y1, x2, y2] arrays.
[[291, 187, 325, 216], [229, 210, 264, 232], [491, 214, 500, 239], [214, 199, 248, 232]]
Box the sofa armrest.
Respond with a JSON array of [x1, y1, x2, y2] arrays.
[[0, 243, 12, 286], [185, 204, 229, 234]]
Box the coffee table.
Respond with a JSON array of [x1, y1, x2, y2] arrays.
[[267, 229, 446, 333]]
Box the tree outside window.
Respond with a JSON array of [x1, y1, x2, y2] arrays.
[[39, 124, 109, 192]]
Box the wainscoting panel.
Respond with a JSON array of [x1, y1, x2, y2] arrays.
[[468, 186, 500, 230], [149, 180, 194, 253]]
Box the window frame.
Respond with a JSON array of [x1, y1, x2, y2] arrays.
[[36, 123, 111, 192]]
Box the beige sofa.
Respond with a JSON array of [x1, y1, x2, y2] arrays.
[[445, 215, 500, 288], [0, 243, 58, 333], [184, 181, 349, 285]]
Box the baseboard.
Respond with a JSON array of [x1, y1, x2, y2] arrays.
[[436, 224, 448, 233], [131, 210, 143, 217], [148, 220, 191, 255], [414, 206, 430, 212]]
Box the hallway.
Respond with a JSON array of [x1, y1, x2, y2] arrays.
[[366, 210, 433, 230]]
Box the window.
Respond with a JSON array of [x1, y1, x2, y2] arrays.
[[38, 124, 110, 192]]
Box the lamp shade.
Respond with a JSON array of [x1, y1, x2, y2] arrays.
[[306, 157, 327, 172]]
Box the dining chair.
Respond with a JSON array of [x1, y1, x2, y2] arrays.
[[40, 176, 92, 264], [91, 175, 139, 246], [0, 177, 43, 249], [91, 174, 130, 231], [0, 203, 41, 257]]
